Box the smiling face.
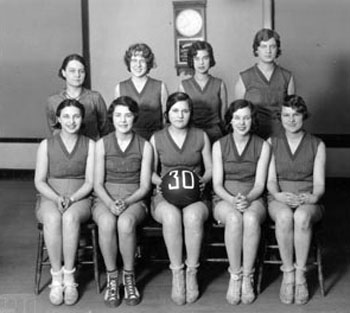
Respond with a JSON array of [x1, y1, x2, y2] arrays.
[[231, 106, 252, 136], [58, 106, 83, 134], [256, 38, 278, 64], [112, 105, 135, 134], [193, 49, 211, 74], [129, 52, 148, 78], [61, 60, 86, 88], [168, 100, 191, 129], [281, 106, 304, 134]]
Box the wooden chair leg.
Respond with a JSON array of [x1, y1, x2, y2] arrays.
[[91, 226, 100, 294], [256, 231, 267, 295], [34, 229, 44, 295], [316, 237, 325, 296]]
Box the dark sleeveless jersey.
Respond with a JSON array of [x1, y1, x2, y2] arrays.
[[241, 64, 292, 138], [47, 134, 89, 179], [271, 132, 321, 184], [119, 77, 162, 139], [153, 126, 205, 177], [182, 75, 222, 128], [103, 131, 146, 184], [219, 134, 264, 182]]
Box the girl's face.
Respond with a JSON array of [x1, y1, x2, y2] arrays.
[[112, 105, 135, 134], [256, 37, 278, 63], [168, 100, 191, 129], [193, 50, 210, 74], [281, 106, 304, 134], [61, 60, 86, 87], [130, 52, 148, 78], [58, 106, 83, 134], [231, 107, 252, 136]]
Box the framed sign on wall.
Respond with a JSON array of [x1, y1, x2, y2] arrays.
[[173, 0, 207, 75]]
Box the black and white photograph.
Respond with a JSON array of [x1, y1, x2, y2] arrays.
[[0, 1, 349, 312]]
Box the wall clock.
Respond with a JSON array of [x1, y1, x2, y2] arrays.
[[173, 1, 207, 75]]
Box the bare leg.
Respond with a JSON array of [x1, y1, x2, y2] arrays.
[[242, 200, 266, 273], [183, 201, 209, 267], [152, 201, 184, 267], [152, 201, 185, 305], [93, 204, 118, 271], [183, 201, 209, 304], [118, 202, 146, 271], [38, 203, 63, 272], [294, 204, 322, 273], [269, 200, 294, 270], [214, 200, 243, 273], [268, 200, 295, 304], [62, 200, 90, 270]]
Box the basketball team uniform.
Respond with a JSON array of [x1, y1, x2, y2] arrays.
[[269, 132, 322, 196], [213, 133, 265, 209], [46, 88, 112, 141], [36, 134, 92, 220], [181, 76, 224, 143], [240, 64, 292, 139], [92, 131, 147, 214], [119, 77, 163, 140], [152, 126, 206, 208]]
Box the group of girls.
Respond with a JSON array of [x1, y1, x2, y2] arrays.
[[34, 28, 326, 308]]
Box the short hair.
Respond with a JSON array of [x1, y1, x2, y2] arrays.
[[224, 99, 258, 133], [187, 41, 216, 69], [58, 54, 87, 80], [107, 96, 139, 126], [281, 95, 310, 120], [164, 92, 193, 124], [124, 43, 155, 74], [253, 28, 282, 58], [54, 99, 85, 129]]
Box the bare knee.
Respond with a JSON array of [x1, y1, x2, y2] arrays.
[[294, 209, 312, 231], [275, 210, 294, 231], [97, 214, 117, 236], [42, 211, 62, 229], [183, 209, 206, 231], [118, 214, 137, 236], [157, 205, 182, 229], [62, 210, 80, 228], [225, 211, 243, 232], [243, 211, 260, 230]]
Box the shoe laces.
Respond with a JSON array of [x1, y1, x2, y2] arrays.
[[107, 276, 118, 297], [124, 273, 138, 299]]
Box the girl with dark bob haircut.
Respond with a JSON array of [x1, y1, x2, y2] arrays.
[[186, 40, 216, 69], [93, 95, 153, 307], [47, 53, 111, 140], [35, 98, 95, 306], [212, 100, 270, 305], [234, 29, 295, 139], [180, 41, 227, 144], [115, 43, 168, 140], [54, 99, 85, 129], [253, 28, 282, 58], [224, 99, 258, 134], [164, 92, 193, 124], [267, 95, 326, 305], [281, 95, 310, 120], [58, 54, 88, 81], [150, 91, 212, 305], [107, 96, 139, 126]]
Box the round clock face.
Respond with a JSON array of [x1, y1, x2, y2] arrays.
[[175, 9, 203, 37]]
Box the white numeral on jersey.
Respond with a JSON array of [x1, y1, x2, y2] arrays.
[[168, 170, 195, 190]]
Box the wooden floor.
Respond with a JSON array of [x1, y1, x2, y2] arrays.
[[0, 178, 350, 313]]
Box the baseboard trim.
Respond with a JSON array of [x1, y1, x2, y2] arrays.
[[0, 169, 34, 180]]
